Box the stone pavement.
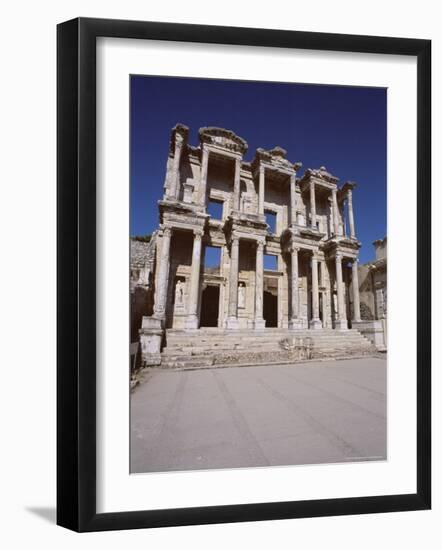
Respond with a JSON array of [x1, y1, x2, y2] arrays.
[[130, 357, 386, 473]]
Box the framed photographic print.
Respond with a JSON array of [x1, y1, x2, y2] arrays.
[[57, 17, 431, 532]]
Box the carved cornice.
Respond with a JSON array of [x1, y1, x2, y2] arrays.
[[251, 146, 301, 174], [198, 126, 248, 155], [300, 166, 339, 187]]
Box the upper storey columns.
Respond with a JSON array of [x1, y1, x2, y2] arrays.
[[258, 165, 265, 215], [197, 127, 248, 210], [199, 147, 243, 211], [290, 173, 297, 225], [199, 146, 210, 207], [333, 181, 357, 239], [310, 180, 317, 229], [168, 124, 188, 201], [347, 187, 356, 239], [232, 156, 242, 212], [169, 136, 184, 199], [332, 188, 343, 237]]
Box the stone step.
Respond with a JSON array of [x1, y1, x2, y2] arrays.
[[164, 338, 371, 350], [163, 341, 372, 355], [166, 331, 362, 339], [159, 328, 375, 369], [165, 333, 369, 343]]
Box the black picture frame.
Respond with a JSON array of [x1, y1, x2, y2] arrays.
[[57, 17, 431, 532]]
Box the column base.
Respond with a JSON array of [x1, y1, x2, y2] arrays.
[[151, 311, 166, 328], [254, 318, 266, 330], [139, 316, 164, 366], [335, 319, 349, 330], [289, 318, 303, 330], [226, 316, 239, 329], [310, 318, 323, 330], [184, 314, 199, 330]]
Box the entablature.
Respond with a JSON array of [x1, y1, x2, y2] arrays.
[[199, 126, 248, 156], [299, 166, 339, 195]]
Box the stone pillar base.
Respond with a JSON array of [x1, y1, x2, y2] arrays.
[[184, 314, 199, 330], [289, 319, 303, 330], [352, 320, 386, 350], [335, 319, 348, 330], [226, 316, 239, 329], [310, 318, 323, 330], [254, 318, 266, 330], [139, 316, 164, 366]]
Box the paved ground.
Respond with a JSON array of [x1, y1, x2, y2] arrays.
[[130, 358, 386, 473]]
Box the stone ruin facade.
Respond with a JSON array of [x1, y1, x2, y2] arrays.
[[135, 124, 378, 368], [357, 237, 387, 350]]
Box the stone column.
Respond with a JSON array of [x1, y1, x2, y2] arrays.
[[334, 252, 347, 329], [185, 230, 203, 329], [258, 165, 265, 215], [290, 173, 297, 225], [310, 180, 317, 229], [347, 189, 356, 239], [289, 245, 302, 329], [351, 259, 361, 322], [199, 146, 209, 206], [254, 239, 266, 329], [232, 156, 241, 212], [226, 235, 240, 329], [310, 252, 322, 329], [332, 188, 342, 237], [153, 227, 172, 321], [169, 135, 184, 200]]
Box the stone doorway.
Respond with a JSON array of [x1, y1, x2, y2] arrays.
[[200, 285, 220, 327], [263, 290, 278, 328]]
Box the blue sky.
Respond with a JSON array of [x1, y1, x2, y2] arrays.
[[131, 75, 386, 264]]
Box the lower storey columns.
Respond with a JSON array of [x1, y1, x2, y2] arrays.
[[310, 252, 322, 329], [289, 246, 302, 329], [335, 252, 348, 330], [226, 236, 240, 329], [351, 259, 361, 322], [254, 239, 266, 329], [153, 227, 172, 321], [185, 230, 203, 329]]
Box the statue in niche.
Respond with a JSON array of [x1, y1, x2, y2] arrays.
[[238, 282, 246, 309], [175, 280, 184, 307]]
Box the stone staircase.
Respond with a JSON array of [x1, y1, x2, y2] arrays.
[[160, 328, 376, 369]]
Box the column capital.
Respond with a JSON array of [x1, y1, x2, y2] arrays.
[[335, 251, 343, 260], [162, 226, 172, 238], [289, 243, 300, 254], [193, 228, 204, 238], [256, 237, 266, 247], [175, 134, 185, 148], [311, 250, 319, 260]]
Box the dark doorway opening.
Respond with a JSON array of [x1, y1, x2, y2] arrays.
[[200, 285, 220, 327], [263, 290, 278, 327]]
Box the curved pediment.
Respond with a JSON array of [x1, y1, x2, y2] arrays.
[[198, 127, 248, 155]]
